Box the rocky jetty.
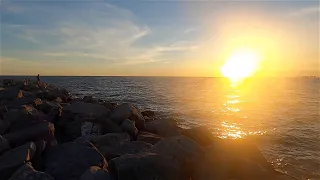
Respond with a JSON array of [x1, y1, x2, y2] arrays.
[[0, 78, 298, 180]]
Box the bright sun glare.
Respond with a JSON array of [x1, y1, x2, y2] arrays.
[[221, 49, 261, 82]]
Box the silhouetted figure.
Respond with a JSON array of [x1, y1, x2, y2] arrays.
[[37, 74, 40, 86]]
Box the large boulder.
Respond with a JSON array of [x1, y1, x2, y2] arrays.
[[120, 119, 138, 138], [180, 126, 215, 146], [151, 136, 204, 178], [81, 121, 101, 137], [3, 122, 55, 148], [110, 103, 145, 130], [64, 101, 109, 117], [137, 131, 163, 145], [97, 116, 122, 134], [110, 153, 182, 180], [89, 133, 152, 160], [0, 87, 24, 101], [80, 166, 114, 180], [0, 119, 10, 135], [0, 142, 36, 180], [193, 139, 275, 180], [145, 119, 181, 137], [0, 135, 10, 155], [141, 110, 155, 117], [8, 163, 54, 180], [42, 142, 107, 180], [36, 101, 62, 121]]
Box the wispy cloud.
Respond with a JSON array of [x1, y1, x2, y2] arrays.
[[289, 6, 319, 17]]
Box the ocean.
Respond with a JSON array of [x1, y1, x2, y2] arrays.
[[4, 76, 320, 179]]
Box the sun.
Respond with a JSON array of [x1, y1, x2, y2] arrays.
[[221, 48, 261, 82]]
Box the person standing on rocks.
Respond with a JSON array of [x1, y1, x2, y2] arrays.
[[37, 74, 40, 86]]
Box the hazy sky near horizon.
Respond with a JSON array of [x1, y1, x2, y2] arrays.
[[0, 0, 319, 76]]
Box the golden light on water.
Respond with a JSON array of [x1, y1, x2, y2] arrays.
[[221, 48, 262, 83]]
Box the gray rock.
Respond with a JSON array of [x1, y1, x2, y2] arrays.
[[89, 133, 152, 160], [2, 108, 39, 133], [0, 142, 36, 180], [0, 119, 10, 135], [80, 166, 114, 180], [137, 131, 163, 145], [0, 135, 10, 155], [83, 96, 93, 103], [145, 119, 181, 137], [193, 139, 275, 180], [3, 122, 55, 148], [141, 110, 155, 117], [43, 142, 107, 180], [65, 101, 109, 117], [97, 116, 122, 134], [181, 126, 215, 146], [0, 88, 23, 101], [81, 122, 101, 136], [8, 163, 54, 180], [110, 103, 145, 130], [120, 119, 138, 138], [151, 135, 203, 178], [110, 153, 182, 180]]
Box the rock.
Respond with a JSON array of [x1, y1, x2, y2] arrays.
[[8, 163, 54, 180], [0, 142, 36, 180], [120, 119, 138, 139], [55, 97, 62, 103], [0, 119, 10, 135], [97, 116, 122, 134], [141, 110, 155, 117], [3, 122, 55, 148], [110, 103, 145, 130], [36, 101, 62, 118], [151, 136, 204, 178], [181, 126, 215, 146], [43, 142, 107, 180], [2, 109, 39, 133], [0, 88, 24, 101], [137, 131, 163, 145], [80, 166, 114, 180], [145, 119, 181, 137], [81, 121, 101, 137], [83, 96, 93, 103], [101, 102, 117, 110], [65, 101, 109, 117], [193, 138, 275, 180], [0, 135, 10, 155], [110, 153, 182, 180], [89, 133, 152, 160], [31, 141, 46, 170]]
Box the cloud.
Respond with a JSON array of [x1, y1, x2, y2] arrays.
[[289, 6, 319, 17]]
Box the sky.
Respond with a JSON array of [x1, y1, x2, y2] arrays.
[[0, 0, 319, 77]]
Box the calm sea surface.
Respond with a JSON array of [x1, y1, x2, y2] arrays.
[[4, 76, 320, 179]]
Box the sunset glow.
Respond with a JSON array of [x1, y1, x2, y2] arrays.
[[221, 49, 262, 82]]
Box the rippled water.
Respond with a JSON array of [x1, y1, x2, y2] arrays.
[[7, 76, 320, 179]]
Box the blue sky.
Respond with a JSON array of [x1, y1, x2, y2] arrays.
[[0, 0, 319, 76]]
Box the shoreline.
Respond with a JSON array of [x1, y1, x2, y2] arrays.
[[0, 78, 298, 180]]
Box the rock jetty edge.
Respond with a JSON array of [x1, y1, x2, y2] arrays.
[[0, 78, 298, 180]]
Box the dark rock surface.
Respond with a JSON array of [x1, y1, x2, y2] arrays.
[[0, 142, 36, 180], [145, 119, 181, 137], [80, 166, 114, 180], [42, 142, 107, 180], [8, 163, 54, 180], [137, 131, 163, 145]]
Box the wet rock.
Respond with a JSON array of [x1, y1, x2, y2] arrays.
[[3, 122, 55, 148], [110, 153, 181, 180], [83, 96, 93, 103], [0, 142, 36, 180], [0, 119, 10, 135], [90, 133, 152, 160], [81, 121, 101, 137], [193, 138, 275, 180], [181, 126, 215, 146], [8, 163, 54, 180], [110, 103, 145, 130], [65, 101, 109, 117], [137, 131, 163, 145], [120, 119, 138, 138], [0, 135, 10, 155], [145, 119, 181, 137], [80, 166, 114, 180], [43, 142, 107, 180], [141, 110, 155, 117], [0, 88, 24, 101]]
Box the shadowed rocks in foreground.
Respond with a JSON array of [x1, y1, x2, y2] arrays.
[[0, 78, 298, 180]]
